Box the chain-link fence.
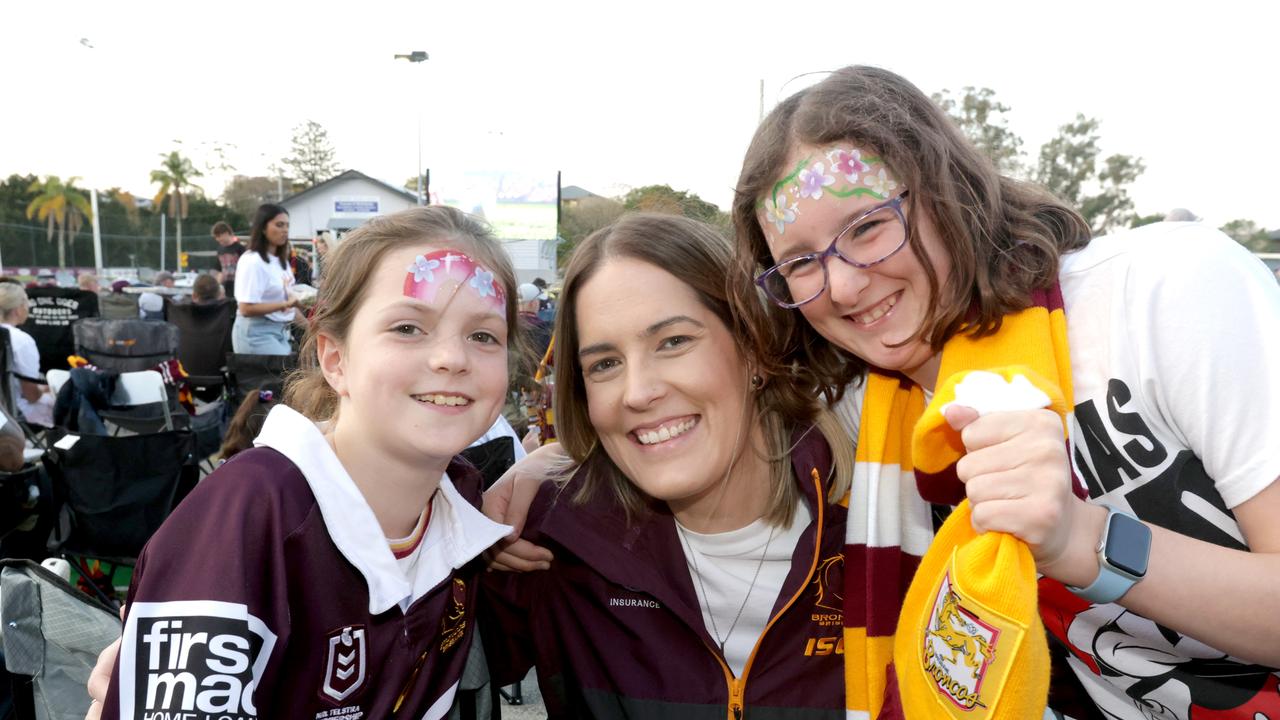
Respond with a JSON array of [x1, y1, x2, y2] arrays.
[[0, 218, 225, 274]]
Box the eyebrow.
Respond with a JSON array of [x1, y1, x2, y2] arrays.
[[382, 299, 504, 324], [770, 203, 877, 260], [578, 315, 705, 357]]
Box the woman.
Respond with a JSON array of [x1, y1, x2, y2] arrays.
[[481, 213, 858, 718], [232, 203, 300, 355], [0, 283, 52, 426], [733, 65, 1280, 719]]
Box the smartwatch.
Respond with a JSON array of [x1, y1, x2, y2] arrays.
[[1066, 505, 1152, 604]]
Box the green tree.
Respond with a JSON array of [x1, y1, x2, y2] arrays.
[[1130, 212, 1166, 229], [283, 120, 339, 188], [620, 185, 729, 232], [222, 175, 282, 220], [1220, 219, 1271, 252], [558, 196, 624, 268], [932, 87, 1024, 174], [1034, 114, 1145, 235], [151, 150, 204, 269], [25, 175, 92, 267]]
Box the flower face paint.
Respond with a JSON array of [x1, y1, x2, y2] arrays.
[[403, 248, 507, 317], [760, 145, 949, 387]]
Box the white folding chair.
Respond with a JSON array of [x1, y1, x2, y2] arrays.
[[113, 370, 173, 431], [46, 369, 70, 396]]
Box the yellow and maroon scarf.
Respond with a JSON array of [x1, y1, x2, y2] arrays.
[[842, 286, 1073, 719]]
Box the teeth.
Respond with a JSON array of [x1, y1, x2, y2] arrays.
[[636, 419, 695, 446], [414, 394, 470, 407], [853, 295, 897, 325]]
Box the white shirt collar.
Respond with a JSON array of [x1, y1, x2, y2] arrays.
[[254, 405, 511, 614]]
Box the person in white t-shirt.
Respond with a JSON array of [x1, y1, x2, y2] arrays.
[[732, 65, 1280, 719], [0, 283, 53, 426], [233, 203, 301, 355]]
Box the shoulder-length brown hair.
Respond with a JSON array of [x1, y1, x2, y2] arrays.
[[554, 212, 853, 526], [731, 65, 1090, 398], [285, 206, 524, 422]]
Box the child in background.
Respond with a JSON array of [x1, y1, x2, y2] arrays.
[[215, 387, 279, 463]]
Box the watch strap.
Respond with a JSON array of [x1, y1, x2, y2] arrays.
[[1066, 506, 1143, 604]]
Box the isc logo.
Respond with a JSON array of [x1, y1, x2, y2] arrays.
[[120, 601, 277, 719], [803, 636, 845, 656]]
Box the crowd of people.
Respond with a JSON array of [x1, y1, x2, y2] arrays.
[[46, 65, 1280, 720]]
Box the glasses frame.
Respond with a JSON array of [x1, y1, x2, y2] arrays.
[[756, 191, 911, 309]]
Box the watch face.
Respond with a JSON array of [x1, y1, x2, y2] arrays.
[[1105, 512, 1151, 578]]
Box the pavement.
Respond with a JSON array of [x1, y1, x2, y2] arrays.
[[497, 669, 546, 719]]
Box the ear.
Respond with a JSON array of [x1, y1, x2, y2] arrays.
[[316, 332, 349, 398]]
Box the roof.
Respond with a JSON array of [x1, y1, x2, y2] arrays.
[[281, 169, 417, 206], [560, 185, 598, 201]]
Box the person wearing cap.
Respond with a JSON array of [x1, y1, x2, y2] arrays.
[[516, 282, 551, 362], [137, 271, 175, 321]]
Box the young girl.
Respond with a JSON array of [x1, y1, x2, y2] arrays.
[[733, 66, 1280, 719], [215, 387, 279, 463], [481, 213, 858, 718], [97, 206, 521, 719]]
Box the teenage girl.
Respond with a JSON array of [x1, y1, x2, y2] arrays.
[[93, 206, 522, 719]]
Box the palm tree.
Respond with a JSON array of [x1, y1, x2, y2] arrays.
[[25, 175, 93, 268], [151, 151, 203, 269]]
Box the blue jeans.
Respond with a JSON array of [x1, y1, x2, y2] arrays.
[[233, 315, 292, 355]]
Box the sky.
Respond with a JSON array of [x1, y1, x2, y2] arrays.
[[3, 0, 1278, 231]]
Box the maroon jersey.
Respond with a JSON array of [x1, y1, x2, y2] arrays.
[[102, 405, 511, 720]]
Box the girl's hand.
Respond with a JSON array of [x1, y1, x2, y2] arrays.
[[86, 606, 125, 719], [944, 406, 1085, 571], [483, 443, 565, 572]]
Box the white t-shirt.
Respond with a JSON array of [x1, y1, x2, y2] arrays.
[[3, 323, 41, 417], [677, 500, 812, 677], [1049, 222, 1280, 720], [235, 251, 295, 323]]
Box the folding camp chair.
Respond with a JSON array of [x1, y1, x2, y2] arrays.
[[224, 352, 297, 407], [72, 318, 178, 373], [42, 419, 198, 606], [1, 559, 120, 720], [167, 299, 236, 402]]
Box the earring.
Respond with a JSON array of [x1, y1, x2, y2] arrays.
[[750, 374, 765, 390]]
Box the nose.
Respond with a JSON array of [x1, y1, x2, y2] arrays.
[[621, 360, 664, 411], [426, 333, 469, 375], [824, 257, 871, 308]]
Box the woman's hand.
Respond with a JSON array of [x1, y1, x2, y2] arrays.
[[945, 406, 1094, 574], [483, 442, 565, 572]]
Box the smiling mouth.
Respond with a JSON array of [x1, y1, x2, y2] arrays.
[[849, 291, 900, 325], [412, 393, 472, 407], [634, 417, 698, 446]]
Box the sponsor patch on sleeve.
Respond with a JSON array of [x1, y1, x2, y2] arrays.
[[118, 600, 278, 720]]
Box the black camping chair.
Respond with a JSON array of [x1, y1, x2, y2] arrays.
[[0, 464, 43, 544], [43, 426, 198, 607], [72, 318, 178, 372], [168, 299, 237, 402], [20, 287, 100, 374], [224, 352, 298, 407], [99, 290, 139, 320]]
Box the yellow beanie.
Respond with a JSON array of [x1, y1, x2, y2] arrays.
[[893, 367, 1060, 718]]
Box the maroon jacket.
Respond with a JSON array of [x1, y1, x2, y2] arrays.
[[102, 445, 490, 719], [482, 427, 848, 719]]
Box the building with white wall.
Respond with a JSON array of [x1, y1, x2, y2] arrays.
[[280, 170, 418, 240]]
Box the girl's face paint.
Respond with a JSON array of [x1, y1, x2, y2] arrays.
[[403, 248, 507, 318], [760, 144, 949, 387]]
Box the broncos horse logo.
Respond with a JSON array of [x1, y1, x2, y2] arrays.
[[927, 589, 993, 671], [812, 555, 845, 613]]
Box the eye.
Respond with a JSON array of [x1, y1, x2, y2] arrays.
[[586, 357, 620, 375], [393, 324, 423, 336], [469, 330, 502, 345], [659, 335, 694, 351], [778, 256, 817, 278]]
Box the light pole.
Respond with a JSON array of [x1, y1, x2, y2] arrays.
[[394, 51, 429, 205]]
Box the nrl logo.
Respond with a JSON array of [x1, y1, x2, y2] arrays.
[[322, 626, 367, 703], [923, 574, 997, 712]]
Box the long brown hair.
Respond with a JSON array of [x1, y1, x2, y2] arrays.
[[554, 213, 853, 526], [284, 206, 524, 422], [248, 203, 290, 264], [732, 66, 1090, 398]]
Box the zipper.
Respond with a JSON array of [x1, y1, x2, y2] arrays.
[[707, 468, 827, 720]]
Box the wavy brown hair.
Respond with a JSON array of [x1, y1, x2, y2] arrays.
[[731, 66, 1090, 399], [554, 213, 853, 526], [284, 206, 523, 422]]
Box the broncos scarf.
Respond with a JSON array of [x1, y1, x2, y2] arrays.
[[843, 285, 1075, 719]]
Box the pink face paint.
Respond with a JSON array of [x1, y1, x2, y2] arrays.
[[403, 248, 507, 317]]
